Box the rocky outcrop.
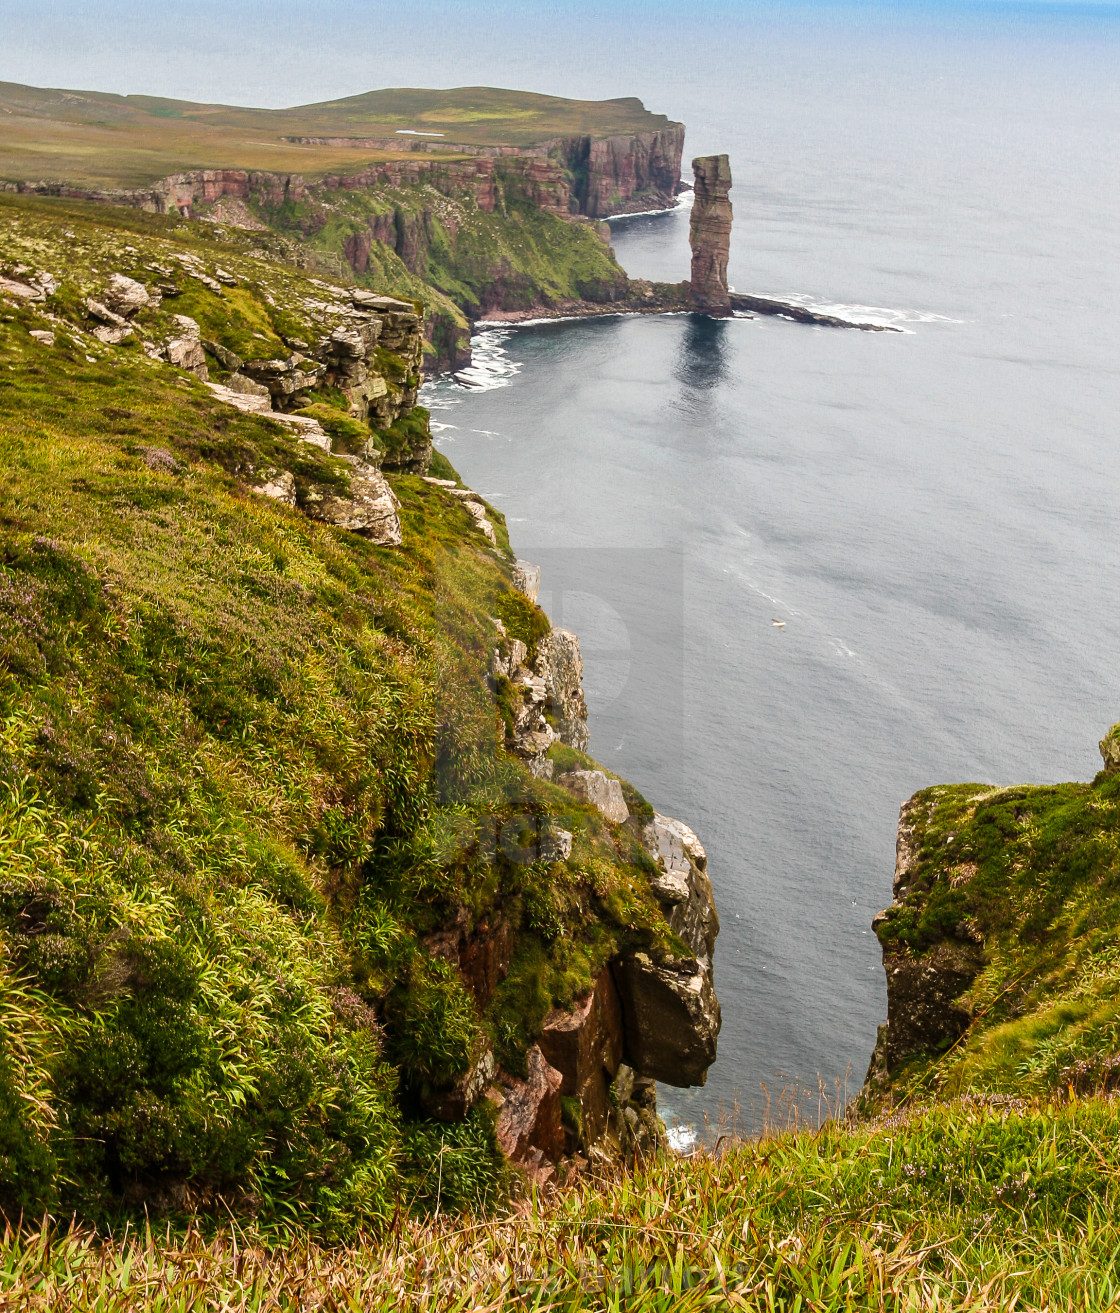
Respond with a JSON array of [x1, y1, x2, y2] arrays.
[[558, 769, 628, 824], [511, 559, 540, 603], [612, 812, 721, 1087], [1099, 722, 1120, 774], [302, 457, 402, 544], [534, 629, 590, 752], [860, 796, 986, 1105], [689, 155, 733, 316], [727, 292, 901, 333]]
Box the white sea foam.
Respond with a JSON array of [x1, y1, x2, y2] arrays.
[[422, 328, 523, 411], [666, 1123, 700, 1154], [605, 189, 693, 222], [749, 294, 963, 332]]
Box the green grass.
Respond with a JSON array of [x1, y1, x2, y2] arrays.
[[3, 1093, 1120, 1308], [0, 203, 675, 1230], [0, 80, 679, 188]]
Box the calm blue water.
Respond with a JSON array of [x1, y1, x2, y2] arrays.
[[417, 8, 1120, 1137], [7, 0, 1119, 1140]]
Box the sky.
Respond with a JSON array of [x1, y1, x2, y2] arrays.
[[1, 0, 1117, 109]]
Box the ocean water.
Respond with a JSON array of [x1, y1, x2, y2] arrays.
[[418, 7, 1120, 1140]]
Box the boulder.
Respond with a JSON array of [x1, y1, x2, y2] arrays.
[[225, 372, 271, 399], [540, 825, 573, 863], [202, 339, 243, 371], [0, 275, 44, 301], [166, 315, 208, 378], [352, 291, 414, 312], [85, 298, 127, 327], [494, 1045, 564, 1165], [612, 951, 721, 1087], [255, 469, 296, 506], [302, 457, 402, 544], [104, 273, 150, 317], [689, 154, 733, 316], [91, 324, 133, 346], [558, 769, 628, 824]]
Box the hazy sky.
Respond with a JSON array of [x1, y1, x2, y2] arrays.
[[1, 0, 1117, 109]]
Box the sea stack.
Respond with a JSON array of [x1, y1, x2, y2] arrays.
[[689, 154, 733, 316]]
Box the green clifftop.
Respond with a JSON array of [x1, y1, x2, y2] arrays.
[[0, 194, 717, 1230], [861, 727, 1120, 1113]]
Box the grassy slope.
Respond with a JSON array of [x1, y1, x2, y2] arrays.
[[0, 81, 677, 187], [0, 199, 673, 1230], [6, 1096, 1120, 1308]]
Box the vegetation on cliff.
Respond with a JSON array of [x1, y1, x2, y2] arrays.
[[0, 194, 682, 1230], [863, 729, 1120, 1113], [5, 1092, 1120, 1308]]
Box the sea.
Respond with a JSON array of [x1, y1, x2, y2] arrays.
[[9, 0, 1119, 1147], [415, 6, 1120, 1143]]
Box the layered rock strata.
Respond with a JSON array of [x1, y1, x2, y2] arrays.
[[689, 154, 733, 316]]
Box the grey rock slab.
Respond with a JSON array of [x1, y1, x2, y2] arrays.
[[558, 769, 628, 825]]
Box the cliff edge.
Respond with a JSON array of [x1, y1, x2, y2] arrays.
[[860, 723, 1120, 1114]]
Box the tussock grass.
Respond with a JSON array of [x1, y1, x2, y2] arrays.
[[3, 1093, 1119, 1309]]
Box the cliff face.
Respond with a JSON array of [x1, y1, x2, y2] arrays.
[[861, 725, 1120, 1115], [3, 121, 681, 369], [689, 155, 733, 315], [0, 192, 719, 1221], [549, 124, 686, 217]]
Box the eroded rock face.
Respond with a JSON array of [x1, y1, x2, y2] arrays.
[[511, 559, 540, 604], [860, 795, 986, 1105], [609, 810, 722, 1088], [303, 458, 402, 544], [613, 951, 720, 1087], [1100, 724, 1120, 774], [689, 154, 733, 316], [539, 967, 624, 1149], [534, 629, 590, 752], [494, 1045, 565, 1166], [642, 814, 719, 966]]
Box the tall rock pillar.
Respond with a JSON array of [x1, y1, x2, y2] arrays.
[[689, 154, 733, 316]]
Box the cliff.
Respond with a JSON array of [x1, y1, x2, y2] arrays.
[[1, 82, 688, 370], [860, 723, 1120, 1114], [0, 191, 719, 1225]]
